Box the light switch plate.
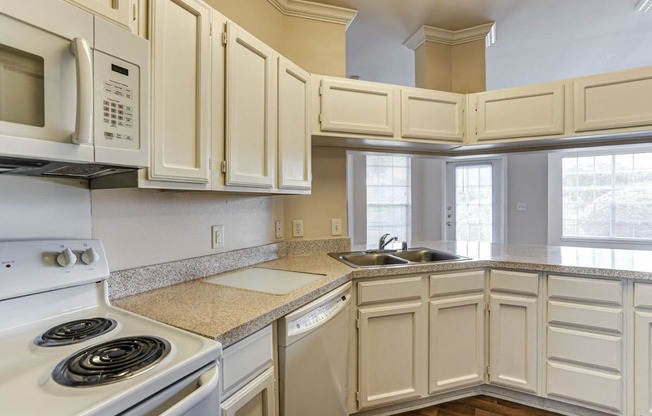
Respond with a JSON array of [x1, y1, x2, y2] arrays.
[[331, 219, 342, 236]]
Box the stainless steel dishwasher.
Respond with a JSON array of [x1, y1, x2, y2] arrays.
[[278, 282, 352, 416]]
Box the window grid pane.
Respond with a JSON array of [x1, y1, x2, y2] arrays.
[[366, 155, 411, 245], [562, 152, 652, 240], [455, 164, 493, 242]]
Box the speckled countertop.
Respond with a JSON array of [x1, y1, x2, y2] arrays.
[[113, 240, 652, 348]]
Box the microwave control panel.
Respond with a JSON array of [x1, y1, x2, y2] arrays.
[[94, 51, 140, 151]]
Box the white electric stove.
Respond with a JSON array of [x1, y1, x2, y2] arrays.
[[0, 239, 221, 416]]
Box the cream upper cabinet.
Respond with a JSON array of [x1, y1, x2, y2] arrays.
[[356, 277, 427, 410], [65, 0, 137, 33], [428, 271, 485, 394], [488, 270, 539, 394], [401, 88, 465, 143], [574, 66, 652, 133], [319, 78, 396, 137], [149, 0, 211, 184], [224, 21, 277, 188], [278, 57, 311, 190], [470, 82, 566, 142], [545, 275, 624, 414]]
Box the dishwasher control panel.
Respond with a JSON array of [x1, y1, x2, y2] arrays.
[[288, 293, 350, 336]]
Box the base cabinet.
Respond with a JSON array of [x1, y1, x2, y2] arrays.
[[221, 367, 276, 416], [635, 283, 652, 416]]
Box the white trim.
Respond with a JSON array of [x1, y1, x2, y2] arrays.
[[404, 22, 496, 50], [267, 0, 358, 28], [636, 0, 652, 13]]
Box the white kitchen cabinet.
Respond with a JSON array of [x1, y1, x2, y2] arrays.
[[428, 271, 485, 394], [220, 325, 276, 416], [65, 0, 137, 32], [224, 21, 277, 189], [470, 82, 566, 142], [318, 77, 396, 137], [545, 275, 624, 414], [488, 270, 539, 394], [401, 88, 465, 143], [149, 0, 212, 184], [574, 66, 652, 133], [634, 283, 652, 416], [277, 57, 311, 190], [356, 276, 427, 410]]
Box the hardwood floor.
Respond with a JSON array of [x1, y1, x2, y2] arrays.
[[396, 395, 561, 416]]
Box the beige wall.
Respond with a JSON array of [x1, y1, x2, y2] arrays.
[[452, 40, 486, 93], [283, 17, 346, 77], [415, 41, 485, 93], [283, 146, 348, 240]]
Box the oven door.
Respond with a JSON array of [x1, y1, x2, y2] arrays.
[[119, 363, 220, 416], [0, 1, 95, 163]]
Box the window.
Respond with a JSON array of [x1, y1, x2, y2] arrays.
[[366, 154, 411, 244], [562, 152, 652, 240]]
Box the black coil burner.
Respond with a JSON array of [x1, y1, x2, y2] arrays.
[[52, 336, 171, 387], [35, 318, 117, 347]]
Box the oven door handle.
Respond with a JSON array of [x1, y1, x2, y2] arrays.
[[160, 364, 220, 416], [70, 37, 93, 145]]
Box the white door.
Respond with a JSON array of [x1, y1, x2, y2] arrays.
[[149, 0, 212, 183], [445, 159, 504, 242], [278, 56, 311, 190], [221, 367, 276, 416], [224, 21, 276, 188], [0, 1, 95, 162]]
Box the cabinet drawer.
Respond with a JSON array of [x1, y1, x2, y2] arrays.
[[429, 270, 485, 297], [548, 275, 622, 306], [546, 362, 622, 413], [547, 327, 621, 372], [548, 301, 622, 334], [490, 270, 538, 296], [220, 325, 274, 400], [358, 276, 422, 306], [634, 282, 652, 308]]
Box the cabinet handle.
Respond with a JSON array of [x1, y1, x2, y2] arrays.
[[70, 38, 93, 145]]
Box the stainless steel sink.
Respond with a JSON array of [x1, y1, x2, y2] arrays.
[[329, 248, 470, 268]]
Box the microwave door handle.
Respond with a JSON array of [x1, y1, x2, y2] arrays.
[[70, 38, 93, 145]]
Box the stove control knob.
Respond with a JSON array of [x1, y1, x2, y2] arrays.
[[56, 248, 77, 267], [81, 247, 99, 265]]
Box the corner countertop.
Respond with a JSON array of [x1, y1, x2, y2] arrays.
[[113, 241, 652, 348]]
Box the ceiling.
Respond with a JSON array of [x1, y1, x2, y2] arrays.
[[308, 0, 652, 89]]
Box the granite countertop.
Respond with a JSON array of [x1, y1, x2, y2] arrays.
[[113, 241, 652, 348]]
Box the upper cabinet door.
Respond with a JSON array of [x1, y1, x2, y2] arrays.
[[401, 88, 465, 142], [278, 57, 311, 190], [65, 0, 136, 32], [225, 22, 276, 188], [574, 66, 652, 133], [474, 83, 565, 141], [319, 78, 395, 136], [149, 0, 211, 183]]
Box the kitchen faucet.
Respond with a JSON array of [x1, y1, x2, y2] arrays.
[[378, 233, 398, 250]]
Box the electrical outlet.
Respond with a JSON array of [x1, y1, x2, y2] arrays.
[[516, 202, 527, 211], [211, 225, 224, 249], [292, 220, 304, 238], [275, 221, 283, 239], [331, 219, 342, 236]]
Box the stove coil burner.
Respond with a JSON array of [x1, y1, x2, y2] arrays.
[[52, 336, 170, 387], [35, 318, 117, 347]]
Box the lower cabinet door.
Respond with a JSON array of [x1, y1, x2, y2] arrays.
[[636, 310, 652, 416], [221, 367, 276, 416]]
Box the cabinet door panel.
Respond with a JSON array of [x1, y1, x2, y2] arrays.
[[221, 367, 276, 416], [574, 66, 652, 132], [429, 294, 485, 393], [66, 0, 135, 31], [636, 309, 652, 416], [278, 57, 310, 190], [225, 22, 276, 188], [358, 302, 426, 409], [401, 89, 465, 142], [489, 293, 538, 393], [150, 0, 211, 183]]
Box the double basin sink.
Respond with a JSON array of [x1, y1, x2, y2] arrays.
[[329, 248, 470, 268]]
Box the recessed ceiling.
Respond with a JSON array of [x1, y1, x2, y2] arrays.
[[308, 0, 652, 89]]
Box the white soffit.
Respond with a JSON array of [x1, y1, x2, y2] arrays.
[[404, 22, 496, 50], [267, 0, 358, 28]]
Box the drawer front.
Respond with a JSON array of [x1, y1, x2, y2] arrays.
[[490, 270, 538, 296], [548, 275, 622, 306], [634, 282, 652, 308], [429, 270, 485, 297], [548, 301, 622, 334], [546, 362, 622, 413], [547, 327, 622, 372], [220, 325, 274, 400], [358, 276, 422, 306]]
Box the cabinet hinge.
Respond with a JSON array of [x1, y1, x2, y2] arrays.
[[318, 114, 323, 124], [356, 391, 361, 404], [486, 302, 490, 313], [221, 160, 227, 173], [486, 365, 491, 378], [319, 86, 323, 96], [474, 102, 478, 112], [222, 32, 227, 46], [355, 318, 359, 329], [209, 22, 213, 36]]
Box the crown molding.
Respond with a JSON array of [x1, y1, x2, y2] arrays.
[[404, 22, 496, 50], [637, 0, 652, 12], [267, 0, 358, 28]]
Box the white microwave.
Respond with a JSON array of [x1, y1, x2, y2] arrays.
[[0, 0, 149, 178]]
